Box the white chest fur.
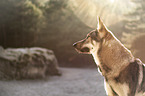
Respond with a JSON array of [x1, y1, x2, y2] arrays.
[[91, 42, 100, 65], [92, 52, 100, 66]]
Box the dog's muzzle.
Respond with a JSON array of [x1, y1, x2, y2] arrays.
[[73, 43, 90, 53], [73, 43, 77, 48]]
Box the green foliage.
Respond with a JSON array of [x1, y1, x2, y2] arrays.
[[0, 0, 44, 47], [37, 0, 93, 66], [1, 0, 145, 67], [0, 0, 93, 67]]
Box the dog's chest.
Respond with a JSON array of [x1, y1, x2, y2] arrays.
[[92, 52, 100, 66], [108, 80, 129, 96]]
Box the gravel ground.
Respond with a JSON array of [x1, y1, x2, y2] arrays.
[[0, 68, 106, 96]]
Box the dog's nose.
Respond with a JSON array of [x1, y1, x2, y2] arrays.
[[73, 43, 77, 47]]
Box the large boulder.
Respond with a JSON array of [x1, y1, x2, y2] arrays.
[[0, 47, 61, 80]]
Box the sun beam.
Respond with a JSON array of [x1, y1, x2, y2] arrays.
[[110, 0, 115, 3], [68, 0, 137, 28]]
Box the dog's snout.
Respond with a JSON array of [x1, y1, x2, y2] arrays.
[[73, 43, 77, 47]]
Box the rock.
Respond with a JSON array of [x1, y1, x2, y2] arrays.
[[0, 47, 61, 80]]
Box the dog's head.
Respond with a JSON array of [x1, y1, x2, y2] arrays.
[[73, 17, 112, 54]]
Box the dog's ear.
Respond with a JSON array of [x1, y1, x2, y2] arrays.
[[97, 17, 108, 38]]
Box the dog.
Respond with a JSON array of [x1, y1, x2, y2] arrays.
[[73, 17, 145, 96]]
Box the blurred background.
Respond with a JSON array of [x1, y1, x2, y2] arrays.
[[0, 0, 145, 68], [1, 0, 145, 96]]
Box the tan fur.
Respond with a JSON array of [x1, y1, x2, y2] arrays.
[[95, 34, 134, 78], [104, 81, 116, 96], [94, 18, 134, 95], [73, 17, 144, 96], [91, 18, 134, 78], [107, 80, 129, 96]]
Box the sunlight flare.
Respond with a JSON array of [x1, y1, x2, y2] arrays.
[[110, 0, 115, 3], [68, 0, 137, 28]]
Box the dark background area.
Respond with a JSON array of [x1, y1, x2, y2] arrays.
[[0, 0, 145, 68]]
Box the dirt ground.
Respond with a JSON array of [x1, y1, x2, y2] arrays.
[[0, 68, 106, 96]]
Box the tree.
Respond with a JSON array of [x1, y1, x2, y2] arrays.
[[0, 0, 44, 48], [121, 0, 145, 62]]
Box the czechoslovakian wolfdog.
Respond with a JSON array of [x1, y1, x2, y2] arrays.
[[73, 17, 145, 96]]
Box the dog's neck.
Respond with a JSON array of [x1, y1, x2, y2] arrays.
[[92, 36, 134, 78]]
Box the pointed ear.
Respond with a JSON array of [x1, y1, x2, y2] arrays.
[[97, 17, 108, 38], [97, 17, 107, 32]]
